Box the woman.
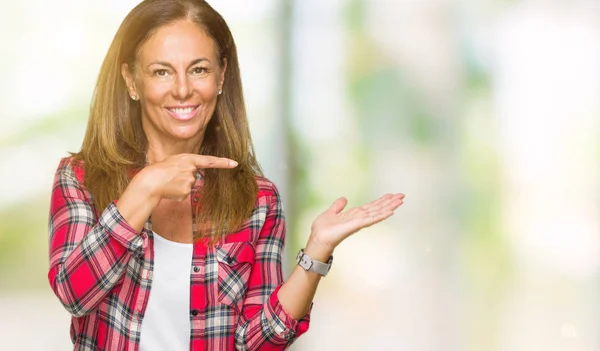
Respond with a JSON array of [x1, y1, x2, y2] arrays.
[[48, 0, 404, 350]]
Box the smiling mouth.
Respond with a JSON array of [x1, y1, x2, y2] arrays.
[[166, 105, 199, 121]]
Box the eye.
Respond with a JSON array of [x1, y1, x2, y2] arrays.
[[153, 69, 169, 77], [191, 67, 208, 75]]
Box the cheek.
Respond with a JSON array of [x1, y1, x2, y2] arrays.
[[139, 80, 171, 104], [192, 78, 219, 97]]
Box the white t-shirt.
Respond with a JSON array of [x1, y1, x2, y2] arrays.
[[140, 232, 194, 351]]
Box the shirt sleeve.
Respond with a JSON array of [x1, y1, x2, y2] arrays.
[[234, 185, 311, 351], [47, 158, 146, 317]]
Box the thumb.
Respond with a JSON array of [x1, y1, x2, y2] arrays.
[[326, 197, 348, 215]]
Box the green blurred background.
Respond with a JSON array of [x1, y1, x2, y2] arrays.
[[0, 0, 598, 350]]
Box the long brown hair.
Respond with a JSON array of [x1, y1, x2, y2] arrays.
[[75, 0, 262, 241]]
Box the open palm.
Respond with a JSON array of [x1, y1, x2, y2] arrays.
[[310, 193, 405, 251]]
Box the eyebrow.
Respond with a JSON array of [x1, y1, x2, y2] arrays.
[[147, 58, 211, 69]]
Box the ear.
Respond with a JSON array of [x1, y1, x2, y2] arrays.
[[121, 63, 138, 99], [218, 58, 227, 91]]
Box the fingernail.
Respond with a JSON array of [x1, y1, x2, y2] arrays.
[[229, 160, 238, 167]]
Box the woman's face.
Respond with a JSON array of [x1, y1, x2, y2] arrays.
[[122, 19, 226, 149]]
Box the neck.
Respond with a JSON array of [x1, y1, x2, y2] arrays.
[[146, 135, 204, 164]]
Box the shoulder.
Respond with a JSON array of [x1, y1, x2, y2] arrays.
[[253, 176, 285, 221], [255, 175, 281, 200], [55, 155, 86, 184]]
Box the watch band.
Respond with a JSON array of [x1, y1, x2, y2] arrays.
[[296, 249, 333, 277]]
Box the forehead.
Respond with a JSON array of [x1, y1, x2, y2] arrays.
[[137, 20, 218, 64]]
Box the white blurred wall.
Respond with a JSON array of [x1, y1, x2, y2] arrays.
[[0, 1, 598, 350]]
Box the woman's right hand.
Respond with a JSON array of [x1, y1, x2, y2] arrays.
[[139, 153, 238, 202], [117, 154, 237, 231]]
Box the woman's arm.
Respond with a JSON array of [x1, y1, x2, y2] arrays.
[[234, 184, 404, 350], [277, 194, 404, 319], [48, 154, 236, 317], [48, 159, 156, 317]]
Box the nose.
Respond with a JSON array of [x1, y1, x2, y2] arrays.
[[172, 72, 192, 100]]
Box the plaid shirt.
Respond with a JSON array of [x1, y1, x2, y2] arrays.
[[48, 157, 310, 351]]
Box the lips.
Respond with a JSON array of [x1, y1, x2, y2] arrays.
[[166, 105, 199, 121]]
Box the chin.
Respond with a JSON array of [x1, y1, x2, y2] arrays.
[[168, 126, 205, 141]]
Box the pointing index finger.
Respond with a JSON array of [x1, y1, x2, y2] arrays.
[[193, 155, 238, 169]]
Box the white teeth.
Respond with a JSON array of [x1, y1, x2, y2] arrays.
[[171, 107, 194, 114]]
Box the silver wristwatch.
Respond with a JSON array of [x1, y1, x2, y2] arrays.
[[296, 249, 333, 277]]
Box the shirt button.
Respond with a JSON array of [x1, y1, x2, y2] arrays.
[[193, 266, 200, 273], [191, 310, 199, 317], [226, 256, 234, 264]]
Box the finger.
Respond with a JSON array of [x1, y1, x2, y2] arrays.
[[376, 196, 404, 212], [361, 193, 403, 212], [326, 197, 348, 215], [359, 193, 403, 211], [384, 194, 405, 210], [368, 202, 402, 216], [190, 155, 238, 169], [378, 193, 404, 204], [360, 194, 393, 210]]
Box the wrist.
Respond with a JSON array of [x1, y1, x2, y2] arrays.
[[131, 168, 162, 206], [304, 234, 335, 263]]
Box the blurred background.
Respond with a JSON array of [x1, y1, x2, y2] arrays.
[[0, 0, 598, 350]]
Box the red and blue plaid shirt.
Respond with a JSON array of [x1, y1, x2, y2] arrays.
[[48, 157, 310, 350]]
